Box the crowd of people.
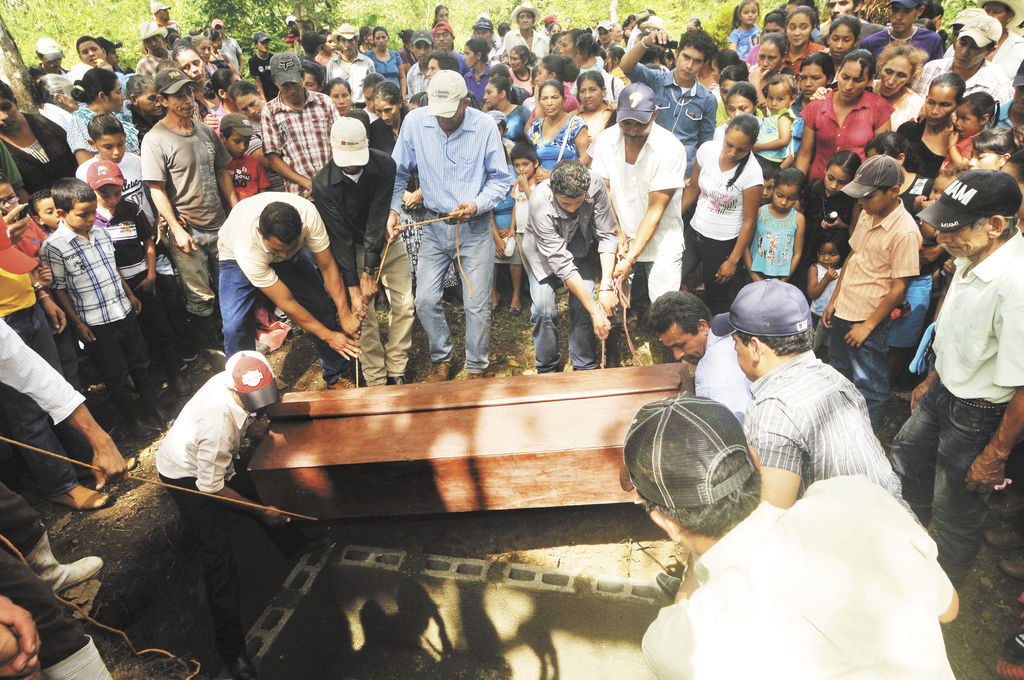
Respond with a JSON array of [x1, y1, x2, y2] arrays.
[[1, 0, 1024, 676]]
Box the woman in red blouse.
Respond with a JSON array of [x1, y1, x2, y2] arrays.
[[784, 7, 825, 74], [796, 50, 893, 181]]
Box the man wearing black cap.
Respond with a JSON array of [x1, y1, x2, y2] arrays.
[[892, 169, 1024, 578], [248, 33, 277, 101], [717, 279, 904, 509], [622, 394, 957, 678], [405, 29, 434, 98]]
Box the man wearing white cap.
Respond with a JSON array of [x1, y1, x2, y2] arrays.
[[157, 351, 293, 680], [139, 0, 177, 45], [313, 118, 414, 386], [503, 2, 550, 59], [34, 38, 66, 76], [387, 70, 514, 381], [911, 14, 1013, 101], [326, 24, 377, 104]]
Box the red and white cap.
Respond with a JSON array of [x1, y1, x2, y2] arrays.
[[225, 351, 279, 411]]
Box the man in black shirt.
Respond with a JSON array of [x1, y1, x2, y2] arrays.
[[248, 32, 278, 101], [312, 118, 414, 385]]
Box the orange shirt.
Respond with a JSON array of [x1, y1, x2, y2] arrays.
[[784, 41, 825, 75], [834, 203, 921, 322]]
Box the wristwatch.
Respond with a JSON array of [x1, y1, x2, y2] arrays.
[[363, 266, 379, 277], [31, 282, 43, 291]]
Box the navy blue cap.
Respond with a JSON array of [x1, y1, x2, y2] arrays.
[[711, 280, 813, 337], [890, 0, 924, 7], [617, 82, 656, 124]]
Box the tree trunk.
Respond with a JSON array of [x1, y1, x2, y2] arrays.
[[0, 9, 37, 114]]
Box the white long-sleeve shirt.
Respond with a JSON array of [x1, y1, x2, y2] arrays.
[[0, 317, 84, 424], [156, 372, 253, 493]]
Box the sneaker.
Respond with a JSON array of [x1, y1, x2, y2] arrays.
[[465, 372, 484, 380], [386, 375, 407, 385], [423, 362, 451, 383], [999, 557, 1024, 580], [986, 525, 1024, 550]]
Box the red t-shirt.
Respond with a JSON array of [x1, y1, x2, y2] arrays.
[[13, 218, 48, 259], [226, 153, 270, 200], [801, 90, 894, 180]]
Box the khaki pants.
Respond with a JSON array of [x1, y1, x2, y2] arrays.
[[357, 242, 415, 385], [164, 226, 219, 317]]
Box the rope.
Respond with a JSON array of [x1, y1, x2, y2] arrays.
[[377, 211, 472, 297], [0, 532, 201, 680], [599, 260, 638, 369], [0, 435, 318, 522]]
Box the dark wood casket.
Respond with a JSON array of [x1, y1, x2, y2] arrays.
[[248, 364, 693, 519]]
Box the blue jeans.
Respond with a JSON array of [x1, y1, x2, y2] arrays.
[[219, 252, 350, 385], [829, 316, 891, 431], [414, 218, 493, 373], [0, 306, 78, 498], [528, 256, 598, 373], [891, 381, 1006, 567]]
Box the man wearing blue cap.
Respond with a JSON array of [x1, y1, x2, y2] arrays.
[[859, 0, 945, 61], [591, 82, 687, 302], [716, 279, 904, 509]]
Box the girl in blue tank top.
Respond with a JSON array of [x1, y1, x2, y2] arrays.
[[747, 168, 806, 280]]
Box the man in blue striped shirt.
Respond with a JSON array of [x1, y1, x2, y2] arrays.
[[387, 70, 513, 381]]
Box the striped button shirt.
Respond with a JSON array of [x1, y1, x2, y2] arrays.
[[832, 203, 921, 322], [390, 106, 514, 216], [260, 90, 339, 194], [40, 222, 133, 327], [744, 351, 906, 504]]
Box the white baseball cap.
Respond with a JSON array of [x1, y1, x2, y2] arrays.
[[35, 38, 63, 60], [427, 70, 469, 118], [150, 0, 170, 12], [286, 14, 297, 24], [959, 14, 1003, 48], [330, 117, 370, 167]]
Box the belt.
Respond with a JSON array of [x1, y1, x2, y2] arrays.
[[941, 382, 1007, 411], [426, 209, 469, 226]]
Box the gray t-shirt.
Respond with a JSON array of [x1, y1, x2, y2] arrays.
[[141, 121, 230, 230]]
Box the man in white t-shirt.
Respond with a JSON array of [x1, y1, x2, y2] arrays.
[[622, 394, 958, 680], [217, 193, 361, 388], [592, 83, 686, 301]]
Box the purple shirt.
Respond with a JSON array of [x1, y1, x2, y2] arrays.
[[860, 27, 945, 62], [464, 65, 492, 109]]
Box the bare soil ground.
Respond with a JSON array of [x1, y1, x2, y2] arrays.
[[22, 285, 1018, 679]]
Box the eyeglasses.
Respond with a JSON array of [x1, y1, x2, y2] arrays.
[[0, 195, 19, 208]]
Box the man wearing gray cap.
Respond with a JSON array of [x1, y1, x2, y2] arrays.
[[386, 70, 513, 381], [892, 169, 1024, 578], [622, 394, 957, 679], [591, 82, 686, 301], [261, 52, 339, 197], [34, 38, 66, 76], [717, 279, 904, 510]]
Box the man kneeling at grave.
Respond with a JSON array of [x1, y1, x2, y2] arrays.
[[621, 393, 959, 679]]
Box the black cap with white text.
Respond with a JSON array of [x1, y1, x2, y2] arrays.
[[917, 170, 1023, 233]]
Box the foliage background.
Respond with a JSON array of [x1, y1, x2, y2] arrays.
[[2, 0, 974, 73]]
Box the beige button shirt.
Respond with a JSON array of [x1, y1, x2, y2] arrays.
[[934, 232, 1024, 403]]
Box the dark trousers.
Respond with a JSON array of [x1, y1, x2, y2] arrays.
[[0, 306, 79, 498], [159, 471, 303, 661], [892, 381, 1006, 567], [128, 274, 185, 379], [829, 316, 891, 431], [680, 222, 748, 315], [220, 252, 351, 385], [87, 314, 159, 422], [0, 481, 87, 667]]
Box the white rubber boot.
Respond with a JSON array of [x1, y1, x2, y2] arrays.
[[41, 637, 112, 680], [25, 534, 103, 594]]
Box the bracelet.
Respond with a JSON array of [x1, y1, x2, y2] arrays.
[[76, 321, 87, 328], [598, 286, 614, 292], [36, 292, 49, 300]]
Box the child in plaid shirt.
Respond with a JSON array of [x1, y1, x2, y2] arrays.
[[40, 178, 168, 437]]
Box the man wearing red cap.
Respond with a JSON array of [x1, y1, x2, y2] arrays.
[[157, 350, 290, 680]]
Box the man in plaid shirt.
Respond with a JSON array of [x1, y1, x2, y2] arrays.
[[260, 52, 339, 198]]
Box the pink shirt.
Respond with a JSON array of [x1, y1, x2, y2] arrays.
[[801, 90, 893, 180]]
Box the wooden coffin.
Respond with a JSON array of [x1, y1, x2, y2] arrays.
[[248, 364, 693, 519]]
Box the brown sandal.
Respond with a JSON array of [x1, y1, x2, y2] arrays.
[[50, 485, 112, 511]]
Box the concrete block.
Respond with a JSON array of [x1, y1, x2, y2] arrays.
[[420, 554, 490, 582], [498, 561, 576, 593], [590, 575, 663, 604], [338, 545, 405, 572]]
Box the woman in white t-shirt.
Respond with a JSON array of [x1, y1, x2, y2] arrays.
[[680, 114, 764, 314]]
